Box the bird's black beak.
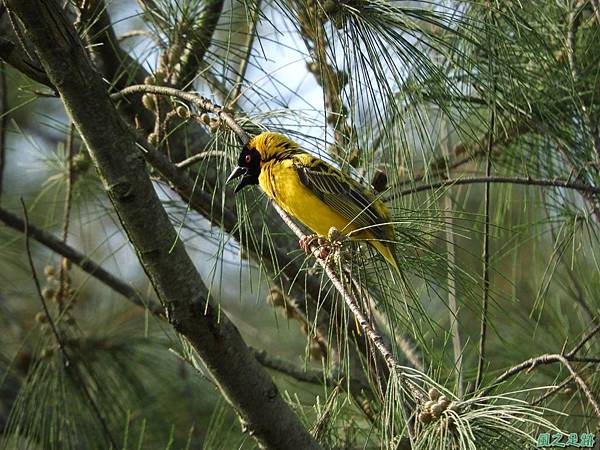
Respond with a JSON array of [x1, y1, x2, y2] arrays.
[[226, 166, 249, 193]]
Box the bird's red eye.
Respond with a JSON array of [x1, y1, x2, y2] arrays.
[[244, 154, 252, 164]]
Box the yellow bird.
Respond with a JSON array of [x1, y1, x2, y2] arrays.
[[226, 132, 400, 273]]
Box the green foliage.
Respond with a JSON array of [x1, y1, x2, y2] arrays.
[[1, 0, 599, 448]]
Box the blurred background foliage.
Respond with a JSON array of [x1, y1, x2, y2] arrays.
[[0, 0, 599, 448]]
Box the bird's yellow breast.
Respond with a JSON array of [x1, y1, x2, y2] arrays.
[[259, 159, 364, 237]]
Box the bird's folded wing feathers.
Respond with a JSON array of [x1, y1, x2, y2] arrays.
[[295, 160, 389, 240]]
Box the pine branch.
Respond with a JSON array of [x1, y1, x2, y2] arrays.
[[0, 32, 52, 88], [441, 121, 463, 398], [271, 202, 425, 404], [487, 352, 600, 419], [174, 0, 224, 88], [567, 0, 600, 160], [0, 60, 5, 200], [483, 324, 600, 419], [395, 176, 600, 198], [0, 205, 164, 315], [251, 347, 331, 385], [21, 199, 118, 449], [6, 1, 320, 447], [115, 85, 384, 410], [230, 0, 261, 105]]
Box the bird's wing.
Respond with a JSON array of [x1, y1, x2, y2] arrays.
[[295, 158, 391, 241]]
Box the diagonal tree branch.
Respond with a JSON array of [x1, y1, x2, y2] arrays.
[[394, 175, 600, 198], [482, 324, 600, 419], [0, 206, 164, 316], [21, 200, 118, 449], [0, 60, 5, 200], [1, 205, 342, 389], [173, 0, 224, 88], [5, 1, 320, 447]]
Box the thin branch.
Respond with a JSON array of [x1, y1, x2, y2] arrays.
[[483, 325, 600, 418], [57, 124, 75, 311], [21, 199, 118, 449], [488, 323, 600, 390], [174, 0, 225, 88], [385, 119, 532, 197], [394, 176, 600, 198], [22, 201, 65, 352], [476, 109, 496, 390], [0, 61, 5, 201], [559, 356, 600, 419], [271, 202, 425, 403], [441, 120, 463, 397], [251, 347, 331, 385], [112, 84, 250, 143], [175, 150, 228, 169], [566, 323, 600, 358], [485, 353, 600, 419], [230, 0, 261, 105], [531, 375, 573, 406]]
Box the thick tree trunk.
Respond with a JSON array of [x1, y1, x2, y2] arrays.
[[5, 1, 320, 448]]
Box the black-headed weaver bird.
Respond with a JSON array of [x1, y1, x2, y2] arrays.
[[226, 132, 400, 273]]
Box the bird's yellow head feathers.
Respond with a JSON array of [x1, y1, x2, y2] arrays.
[[226, 132, 300, 192]]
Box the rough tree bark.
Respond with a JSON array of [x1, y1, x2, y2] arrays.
[[4, 0, 320, 448]]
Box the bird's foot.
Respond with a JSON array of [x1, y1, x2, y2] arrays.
[[301, 228, 350, 265], [299, 234, 334, 262], [299, 234, 319, 254]]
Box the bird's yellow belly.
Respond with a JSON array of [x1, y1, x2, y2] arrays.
[[259, 164, 360, 237]]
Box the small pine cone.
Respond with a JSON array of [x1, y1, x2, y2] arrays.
[[199, 113, 211, 125], [423, 400, 435, 411], [35, 312, 48, 324], [266, 287, 285, 308], [323, 0, 337, 15], [41, 347, 54, 358], [418, 411, 433, 424], [309, 339, 325, 360], [142, 94, 156, 111], [44, 265, 56, 277], [428, 387, 441, 401], [431, 402, 445, 418], [61, 258, 72, 272], [41, 287, 55, 302], [176, 106, 190, 119], [437, 395, 450, 409]]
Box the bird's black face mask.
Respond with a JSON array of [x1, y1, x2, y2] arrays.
[[226, 144, 261, 193]]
